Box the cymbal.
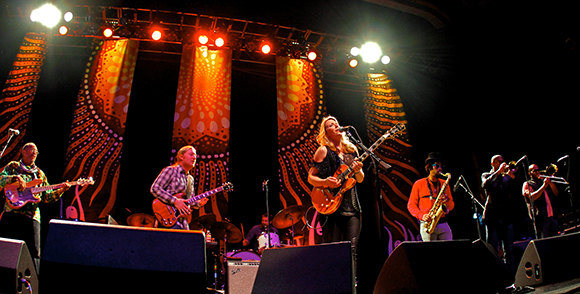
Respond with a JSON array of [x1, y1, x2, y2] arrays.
[[272, 205, 307, 229], [210, 221, 242, 243], [127, 213, 156, 227], [190, 214, 217, 230], [280, 234, 304, 241]]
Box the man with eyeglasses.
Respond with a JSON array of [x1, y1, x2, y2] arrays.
[[0, 142, 71, 273], [522, 164, 559, 239], [407, 152, 454, 241], [481, 154, 521, 275]]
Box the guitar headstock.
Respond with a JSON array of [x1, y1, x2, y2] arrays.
[[77, 177, 95, 186], [388, 123, 406, 137], [222, 182, 234, 192]]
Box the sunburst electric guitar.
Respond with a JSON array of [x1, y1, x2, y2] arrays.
[[311, 123, 405, 215], [4, 177, 95, 209], [153, 182, 233, 227]]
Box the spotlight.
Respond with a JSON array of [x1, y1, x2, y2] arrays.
[[58, 25, 68, 35], [381, 55, 391, 65], [350, 47, 360, 57], [103, 27, 114, 38], [30, 4, 61, 28], [360, 42, 382, 63], [151, 29, 162, 41], [260, 42, 272, 54], [63, 11, 73, 22]]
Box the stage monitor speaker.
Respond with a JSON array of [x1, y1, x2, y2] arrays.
[[226, 259, 260, 294], [0, 237, 38, 294], [251, 242, 354, 294], [41, 219, 207, 293], [373, 239, 513, 294], [515, 232, 580, 287]]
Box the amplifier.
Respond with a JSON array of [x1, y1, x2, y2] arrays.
[[226, 259, 260, 294]]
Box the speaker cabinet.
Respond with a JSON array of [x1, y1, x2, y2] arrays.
[[0, 238, 38, 294], [41, 219, 207, 293], [515, 232, 580, 287], [226, 259, 260, 294], [251, 242, 354, 294], [373, 239, 513, 294]]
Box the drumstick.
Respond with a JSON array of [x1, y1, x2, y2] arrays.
[[240, 223, 246, 241]]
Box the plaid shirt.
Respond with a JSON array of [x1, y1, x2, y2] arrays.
[[0, 161, 63, 222], [150, 164, 200, 207]]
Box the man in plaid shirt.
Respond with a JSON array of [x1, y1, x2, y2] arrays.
[[150, 145, 208, 229]]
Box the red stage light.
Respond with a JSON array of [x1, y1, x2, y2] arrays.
[[198, 34, 209, 45], [261, 43, 271, 54], [151, 30, 162, 41], [307, 50, 317, 61], [58, 25, 68, 35], [215, 36, 225, 48], [103, 28, 114, 38]]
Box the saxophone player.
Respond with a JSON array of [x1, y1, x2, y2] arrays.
[[407, 152, 454, 241]]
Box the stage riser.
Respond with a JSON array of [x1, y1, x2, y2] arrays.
[[40, 219, 207, 293]]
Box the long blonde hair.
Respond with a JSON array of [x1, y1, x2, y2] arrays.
[[316, 116, 357, 153]]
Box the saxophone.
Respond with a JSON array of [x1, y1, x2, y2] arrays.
[[423, 173, 451, 234]]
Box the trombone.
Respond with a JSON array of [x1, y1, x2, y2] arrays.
[[539, 175, 569, 185], [539, 163, 569, 185]]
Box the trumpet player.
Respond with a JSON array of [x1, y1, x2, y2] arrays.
[[407, 152, 454, 241], [522, 164, 559, 239], [481, 155, 521, 275]]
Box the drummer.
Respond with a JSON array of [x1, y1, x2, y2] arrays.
[[243, 213, 279, 254]]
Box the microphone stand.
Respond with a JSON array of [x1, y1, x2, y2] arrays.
[[263, 180, 271, 249], [0, 131, 18, 160], [344, 129, 392, 243], [455, 176, 485, 241]]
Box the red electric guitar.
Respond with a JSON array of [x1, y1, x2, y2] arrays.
[[153, 182, 233, 227]]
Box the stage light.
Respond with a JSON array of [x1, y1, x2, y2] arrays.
[[103, 27, 114, 38], [260, 42, 272, 54], [30, 4, 61, 28], [307, 50, 318, 61], [58, 25, 68, 35], [151, 29, 162, 41], [350, 47, 361, 57], [198, 34, 209, 45], [381, 55, 391, 65], [360, 42, 382, 63], [63, 11, 73, 22], [215, 36, 225, 48], [349, 58, 358, 68]]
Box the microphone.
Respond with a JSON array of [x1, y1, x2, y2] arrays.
[[557, 155, 569, 162], [515, 155, 527, 166], [338, 126, 351, 132], [9, 128, 20, 135], [453, 175, 463, 192]]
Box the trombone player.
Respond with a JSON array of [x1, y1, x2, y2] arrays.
[[522, 164, 559, 239]]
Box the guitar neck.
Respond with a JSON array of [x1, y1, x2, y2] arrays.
[[186, 186, 224, 205], [30, 181, 79, 194], [338, 124, 403, 180]]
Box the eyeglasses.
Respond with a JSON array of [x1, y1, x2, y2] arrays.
[[432, 164, 443, 169]]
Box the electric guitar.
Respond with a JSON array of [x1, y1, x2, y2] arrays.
[[4, 177, 95, 209], [311, 123, 405, 214], [153, 182, 233, 227]]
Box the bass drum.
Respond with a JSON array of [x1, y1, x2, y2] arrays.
[[226, 250, 261, 261]]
